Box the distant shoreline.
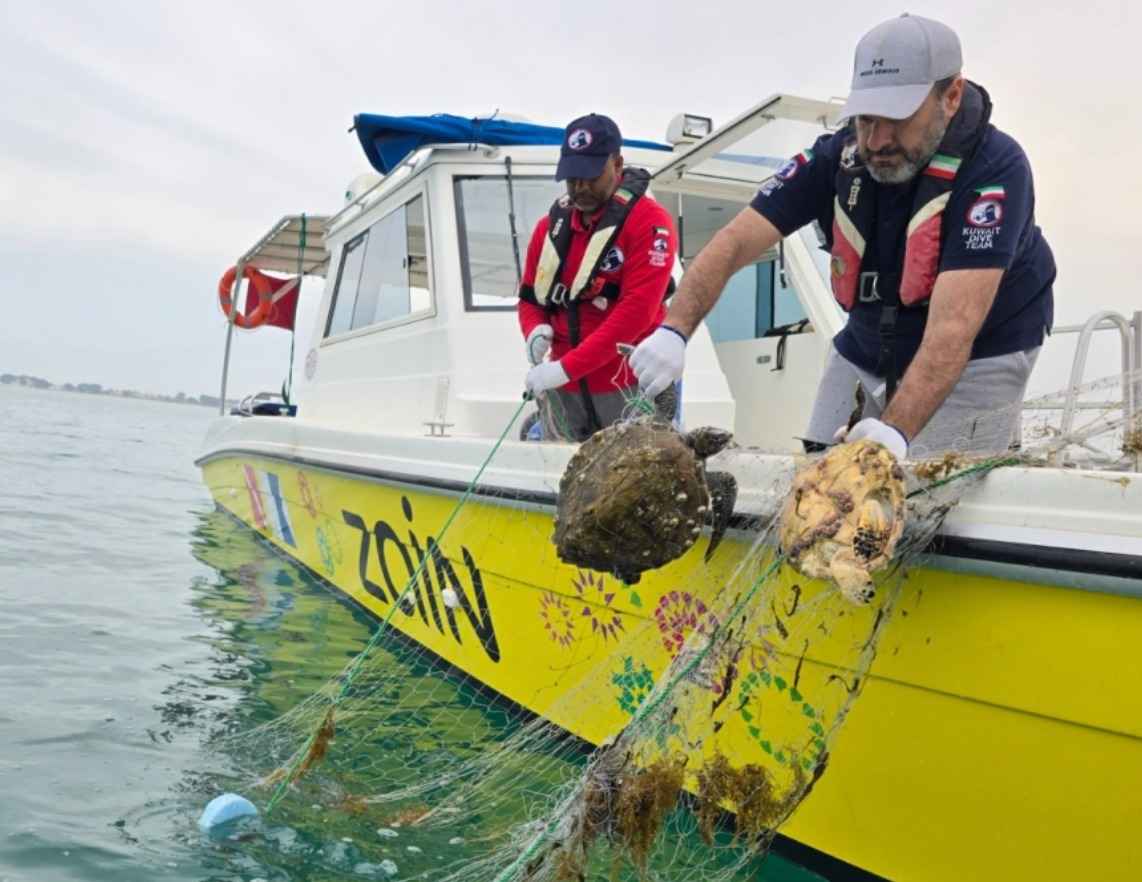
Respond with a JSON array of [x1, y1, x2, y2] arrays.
[[1, 373, 235, 409]]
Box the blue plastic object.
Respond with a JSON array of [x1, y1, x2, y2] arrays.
[[353, 113, 671, 175], [198, 793, 259, 832]]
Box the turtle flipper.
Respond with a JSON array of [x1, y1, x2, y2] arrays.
[[704, 471, 738, 562]]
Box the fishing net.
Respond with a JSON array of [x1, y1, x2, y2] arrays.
[[196, 363, 1141, 881]]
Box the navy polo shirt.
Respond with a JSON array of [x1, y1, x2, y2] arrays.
[[750, 123, 1056, 376]]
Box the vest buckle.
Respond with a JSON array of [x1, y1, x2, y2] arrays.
[[858, 271, 881, 303], [549, 283, 570, 306]]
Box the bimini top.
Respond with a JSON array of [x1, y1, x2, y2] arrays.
[[353, 113, 672, 175]]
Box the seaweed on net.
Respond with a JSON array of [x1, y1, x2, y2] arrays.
[[611, 756, 688, 874], [694, 755, 788, 846]]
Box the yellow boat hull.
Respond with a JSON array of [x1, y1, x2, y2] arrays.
[[201, 453, 1142, 881]]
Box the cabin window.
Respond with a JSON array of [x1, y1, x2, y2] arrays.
[[454, 175, 563, 310], [705, 260, 808, 344], [325, 194, 431, 337]]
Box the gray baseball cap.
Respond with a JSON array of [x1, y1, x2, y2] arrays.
[[839, 14, 962, 120]]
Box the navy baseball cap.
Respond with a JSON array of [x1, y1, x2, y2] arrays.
[[555, 114, 622, 182]]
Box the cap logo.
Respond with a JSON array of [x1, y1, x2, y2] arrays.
[[567, 129, 593, 150], [859, 58, 901, 78]]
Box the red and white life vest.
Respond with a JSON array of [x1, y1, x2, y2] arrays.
[[829, 82, 992, 311]]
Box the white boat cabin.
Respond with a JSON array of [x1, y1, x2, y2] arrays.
[[221, 98, 1140, 466]]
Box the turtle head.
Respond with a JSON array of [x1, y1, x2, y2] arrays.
[[684, 426, 733, 460]]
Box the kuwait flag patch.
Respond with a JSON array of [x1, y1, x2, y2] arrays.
[[976, 184, 1006, 200], [924, 153, 962, 180]]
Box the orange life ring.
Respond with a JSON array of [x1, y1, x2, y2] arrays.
[[218, 265, 275, 329]]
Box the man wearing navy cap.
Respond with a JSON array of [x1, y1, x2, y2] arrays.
[[519, 113, 679, 441], [631, 14, 1055, 460]]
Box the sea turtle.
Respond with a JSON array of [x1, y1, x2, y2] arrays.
[[553, 419, 738, 584], [778, 440, 907, 604]]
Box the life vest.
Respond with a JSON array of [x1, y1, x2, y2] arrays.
[[520, 167, 671, 310], [829, 82, 992, 311]]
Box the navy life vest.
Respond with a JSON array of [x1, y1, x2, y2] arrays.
[[830, 82, 992, 400], [830, 82, 992, 311]]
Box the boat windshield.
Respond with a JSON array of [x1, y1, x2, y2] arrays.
[[455, 175, 563, 310]]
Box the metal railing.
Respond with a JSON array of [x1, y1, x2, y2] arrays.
[[1024, 310, 1141, 468]]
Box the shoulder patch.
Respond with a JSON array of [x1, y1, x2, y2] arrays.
[[776, 148, 814, 181]]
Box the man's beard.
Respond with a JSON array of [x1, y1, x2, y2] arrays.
[[862, 109, 948, 184]]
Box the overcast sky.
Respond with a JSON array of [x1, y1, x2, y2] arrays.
[[1, 0, 1137, 398]]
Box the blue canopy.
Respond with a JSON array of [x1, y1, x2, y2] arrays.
[[353, 113, 671, 175]]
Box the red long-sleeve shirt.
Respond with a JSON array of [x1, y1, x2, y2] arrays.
[[517, 194, 676, 394]]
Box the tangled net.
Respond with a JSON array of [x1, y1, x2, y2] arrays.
[[195, 366, 1141, 881]]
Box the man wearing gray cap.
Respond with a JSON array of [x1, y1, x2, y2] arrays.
[[631, 14, 1055, 460]]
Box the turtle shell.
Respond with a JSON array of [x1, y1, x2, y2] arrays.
[[553, 420, 712, 584], [777, 440, 906, 604]]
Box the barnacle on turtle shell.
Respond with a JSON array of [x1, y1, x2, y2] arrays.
[[553, 419, 738, 584]]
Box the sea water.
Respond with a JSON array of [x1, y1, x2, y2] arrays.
[[0, 385, 825, 882]]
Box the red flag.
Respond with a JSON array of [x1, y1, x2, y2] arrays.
[[245, 273, 299, 331]]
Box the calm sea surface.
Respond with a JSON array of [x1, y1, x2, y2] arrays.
[[0, 385, 820, 882]]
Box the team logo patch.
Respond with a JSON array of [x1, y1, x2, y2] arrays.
[[600, 245, 624, 272], [776, 149, 813, 182], [651, 237, 669, 253], [776, 158, 800, 181], [967, 199, 1003, 228], [567, 128, 592, 150]]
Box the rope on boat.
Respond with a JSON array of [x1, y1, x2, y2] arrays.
[[264, 396, 530, 814]]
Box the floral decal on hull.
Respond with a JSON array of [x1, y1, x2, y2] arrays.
[[653, 590, 719, 656], [572, 570, 625, 642], [539, 591, 575, 648]]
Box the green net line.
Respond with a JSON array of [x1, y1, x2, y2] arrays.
[[282, 214, 306, 406], [907, 454, 1024, 498], [264, 396, 529, 814], [491, 551, 788, 882]]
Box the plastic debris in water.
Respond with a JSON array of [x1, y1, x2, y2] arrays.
[[198, 793, 259, 832]]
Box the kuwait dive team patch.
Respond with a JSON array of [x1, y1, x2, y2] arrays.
[[966, 185, 1005, 228]]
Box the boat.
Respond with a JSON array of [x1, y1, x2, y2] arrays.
[[197, 100, 1142, 881]]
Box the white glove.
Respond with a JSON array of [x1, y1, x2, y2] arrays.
[[629, 325, 687, 398], [525, 360, 570, 396], [844, 418, 909, 461], [525, 324, 553, 366]]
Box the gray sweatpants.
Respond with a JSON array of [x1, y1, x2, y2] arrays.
[[540, 385, 679, 442], [805, 342, 1040, 458]]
